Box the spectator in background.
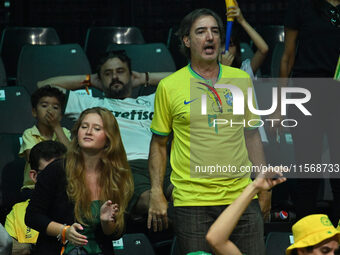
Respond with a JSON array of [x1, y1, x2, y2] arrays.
[[0, 223, 12, 255], [220, 0, 269, 79], [37, 51, 173, 220], [19, 86, 71, 200], [5, 141, 67, 255], [272, 0, 340, 223], [25, 107, 134, 255]]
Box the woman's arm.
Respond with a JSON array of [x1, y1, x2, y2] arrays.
[[227, 0, 269, 74], [206, 170, 286, 255]]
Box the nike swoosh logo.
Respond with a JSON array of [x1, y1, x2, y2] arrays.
[[184, 98, 198, 105]]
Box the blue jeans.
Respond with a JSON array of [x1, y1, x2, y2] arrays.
[[173, 200, 265, 255]]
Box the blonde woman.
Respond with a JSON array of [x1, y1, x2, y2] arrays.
[[26, 107, 133, 255]]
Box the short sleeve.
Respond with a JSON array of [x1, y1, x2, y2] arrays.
[[150, 80, 172, 136], [4, 209, 17, 239], [62, 128, 72, 140], [284, 0, 302, 29], [18, 129, 36, 157]]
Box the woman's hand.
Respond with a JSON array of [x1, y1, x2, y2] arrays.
[[226, 0, 245, 23], [253, 167, 287, 191], [65, 223, 88, 246], [100, 200, 119, 223], [220, 50, 235, 66]]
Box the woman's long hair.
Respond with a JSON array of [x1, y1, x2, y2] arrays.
[[66, 107, 133, 235]]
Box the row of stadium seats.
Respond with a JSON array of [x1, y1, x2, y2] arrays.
[[0, 25, 286, 85], [0, 42, 176, 95]]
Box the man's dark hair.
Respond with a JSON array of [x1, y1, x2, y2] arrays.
[[29, 141, 67, 171], [97, 50, 132, 79], [176, 8, 225, 60], [31, 85, 66, 110]]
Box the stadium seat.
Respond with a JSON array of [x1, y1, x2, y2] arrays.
[[0, 133, 25, 224], [271, 42, 285, 78], [166, 26, 188, 70], [16, 44, 92, 95], [0, 27, 60, 82], [240, 42, 254, 62], [265, 232, 293, 255], [84, 26, 145, 70], [113, 233, 156, 255], [0, 57, 7, 86], [0, 86, 35, 134], [254, 26, 284, 77], [106, 43, 176, 97]]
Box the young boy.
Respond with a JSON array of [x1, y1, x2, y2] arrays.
[[19, 85, 71, 199], [5, 141, 67, 255]]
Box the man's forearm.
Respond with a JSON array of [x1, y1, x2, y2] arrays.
[[37, 75, 88, 90], [149, 72, 172, 86], [148, 135, 168, 191]]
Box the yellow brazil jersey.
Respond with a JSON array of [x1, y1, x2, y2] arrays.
[[151, 64, 260, 206], [5, 199, 39, 243]]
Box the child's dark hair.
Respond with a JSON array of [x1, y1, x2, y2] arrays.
[[29, 140, 67, 171], [31, 85, 66, 109], [96, 50, 132, 79], [221, 24, 242, 68]]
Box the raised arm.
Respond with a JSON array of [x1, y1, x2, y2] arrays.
[[227, 0, 269, 74], [131, 72, 172, 88], [244, 128, 271, 219], [206, 169, 286, 255], [147, 134, 169, 232], [37, 73, 103, 91]]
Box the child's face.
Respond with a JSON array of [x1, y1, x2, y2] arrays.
[[32, 96, 62, 126]]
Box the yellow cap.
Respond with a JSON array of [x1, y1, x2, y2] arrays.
[[286, 214, 340, 255]]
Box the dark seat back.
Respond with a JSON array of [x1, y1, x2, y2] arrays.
[[255, 26, 284, 77], [84, 26, 145, 70], [0, 27, 60, 81], [166, 26, 188, 70], [16, 44, 91, 95], [0, 57, 7, 86], [0, 133, 25, 223], [113, 233, 156, 255], [271, 42, 285, 78], [0, 86, 34, 134], [266, 232, 293, 255], [106, 43, 176, 97]]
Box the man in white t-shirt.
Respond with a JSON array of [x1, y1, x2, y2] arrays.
[[37, 50, 173, 217]]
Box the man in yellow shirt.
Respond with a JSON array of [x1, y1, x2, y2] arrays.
[[148, 8, 269, 255], [5, 141, 66, 254]]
